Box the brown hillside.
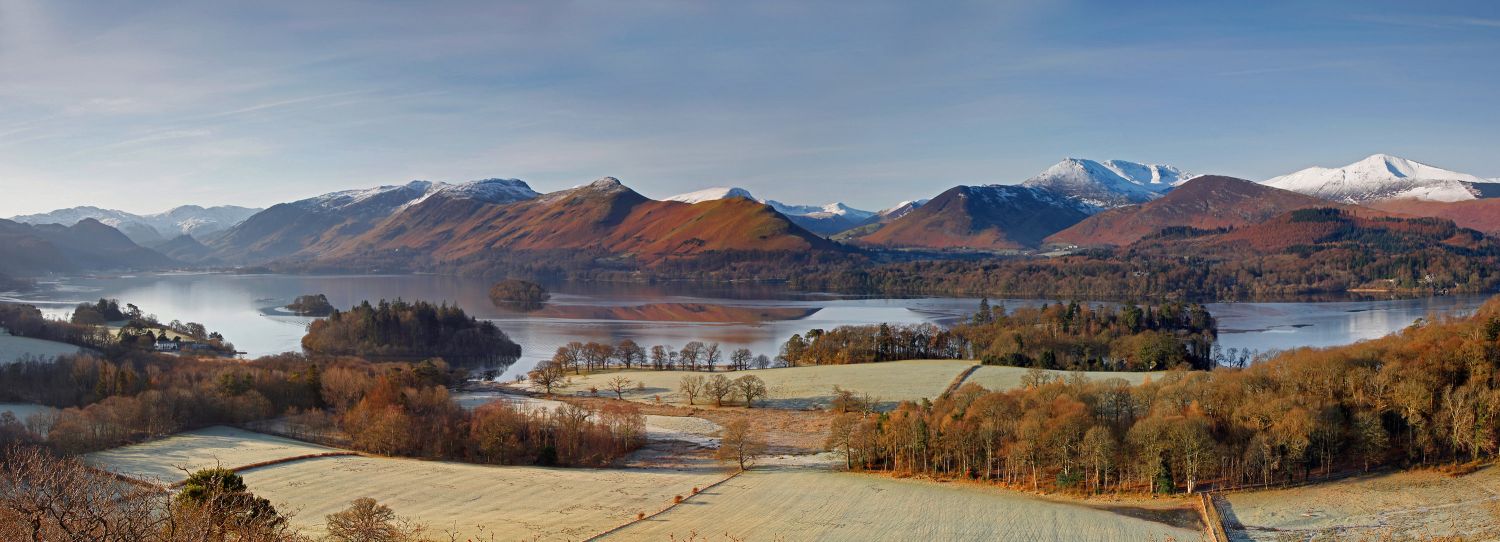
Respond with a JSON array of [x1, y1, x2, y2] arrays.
[[1046, 176, 1349, 247], [319, 178, 839, 264], [853, 185, 1089, 250], [1367, 199, 1500, 236]]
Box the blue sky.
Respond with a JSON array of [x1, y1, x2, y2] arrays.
[[1, 0, 1497, 216]]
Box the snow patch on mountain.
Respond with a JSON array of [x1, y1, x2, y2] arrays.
[[306, 178, 539, 213], [664, 186, 756, 204], [1263, 154, 1489, 203]]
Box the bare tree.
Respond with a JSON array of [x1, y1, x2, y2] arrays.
[[733, 375, 768, 408], [605, 376, 633, 400], [703, 343, 721, 372], [528, 360, 568, 396], [325, 497, 425, 542], [679, 375, 706, 406], [679, 342, 705, 371], [706, 374, 734, 407], [753, 354, 772, 370], [716, 419, 767, 470], [614, 340, 645, 369], [729, 348, 752, 371]]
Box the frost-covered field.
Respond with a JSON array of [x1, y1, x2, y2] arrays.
[[85, 426, 341, 484], [609, 465, 1203, 541], [964, 365, 1166, 391], [454, 391, 723, 447], [1222, 465, 1500, 541], [556, 359, 977, 409], [240, 455, 729, 541], [0, 329, 81, 363]]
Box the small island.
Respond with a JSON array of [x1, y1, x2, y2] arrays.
[[286, 294, 335, 316], [301, 298, 521, 365], [488, 279, 550, 307]]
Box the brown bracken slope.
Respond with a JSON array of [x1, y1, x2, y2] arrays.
[[1046, 176, 1355, 247], [1367, 198, 1500, 237], [317, 178, 840, 264], [850, 185, 1090, 250]]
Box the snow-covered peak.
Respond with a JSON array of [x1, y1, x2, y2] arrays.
[[878, 199, 929, 220], [1019, 158, 1196, 209], [807, 202, 876, 220], [10, 204, 262, 245], [429, 178, 537, 204], [664, 186, 756, 203], [1264, 154, 1489, 203]]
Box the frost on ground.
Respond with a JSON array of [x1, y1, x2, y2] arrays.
[[607, 464, 1203, 541], [964, 365, 1165, 391], [454, 391, 723, 447], [85, 426, 340, 484], [0, 329, 82, 363], [1222, 465, 1500, 541], [556, 359, 977, 409], [239, 455, 729, 541]]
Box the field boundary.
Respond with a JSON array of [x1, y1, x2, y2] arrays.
[[582, 467, 746, 541], [166, 452, 363, 488], [1198, 492, 1229, 542], [940, 364, 982, 397]]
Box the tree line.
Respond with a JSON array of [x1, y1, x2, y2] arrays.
[[0, 349, 642, 468], [777, 300, 1216, 371], [826, 295, 1500, 494]]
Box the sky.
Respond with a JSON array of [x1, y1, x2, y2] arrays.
[[1, 0, 1498, 216]]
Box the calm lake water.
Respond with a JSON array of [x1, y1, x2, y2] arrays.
[[3, 273, 1490, 378]]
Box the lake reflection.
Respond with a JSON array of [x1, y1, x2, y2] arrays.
[[4, 273, 1490, 377]]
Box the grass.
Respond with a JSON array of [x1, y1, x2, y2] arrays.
[[550, 361, 1175, 411], [963, 365, 1167, 391], [1221, 464, 1500, 541], [607, 463, 1204, 541], [0, 329, 81, 363], [240, 455, 730, 541], [84, 426, 341, 484], [553, 359, 978, 410]]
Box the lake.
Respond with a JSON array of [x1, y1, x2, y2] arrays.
[[3, 273, 1490, 377]]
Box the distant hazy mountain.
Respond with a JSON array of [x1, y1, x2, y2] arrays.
[[663, 186, 878, 236], [1020, 158, 1196, 209], [1046, 176, 1351, 247], [0, 218, 175, 276], [10, 205, 261, 245], [210, 178, 537, 263], [1264, 154, 1498, 203]]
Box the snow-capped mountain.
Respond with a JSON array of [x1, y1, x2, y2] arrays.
[[1263, 154, 1496, 203], [1020, 158, 1197, 209], [211, 178, 538, 263], [10, 205, 262, 245], [664, 186, 756, 204], [877, 199, 929, 221], [664, 186, 880, 235]]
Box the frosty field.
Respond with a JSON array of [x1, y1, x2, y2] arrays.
[[963, 365, 1166, 391], [608, 463, 1203, 541], [1221, 465, 1500, 541], [557, 359, 977, 409], [85, 425, 342, 484], [0, 329, 82, 363], [239, 455, 729, 541]]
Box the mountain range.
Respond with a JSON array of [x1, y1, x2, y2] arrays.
[[4, 152, 1495, 278], [663, 187, 885, 235], [9, 205, 262, 246]]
